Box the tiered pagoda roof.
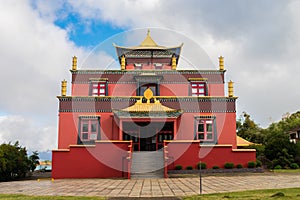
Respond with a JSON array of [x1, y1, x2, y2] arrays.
[[114, 30, 183, 62]]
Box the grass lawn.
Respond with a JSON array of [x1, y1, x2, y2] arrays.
[[272, 169, 300, 173], [183, 188, 300, 200], [0, 188, 300, 200]]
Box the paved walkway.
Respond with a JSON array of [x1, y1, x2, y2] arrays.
[[0, 173, 299, 198]]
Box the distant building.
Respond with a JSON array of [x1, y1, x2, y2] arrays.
[[289, 125, 300, 143], [36, 161, 52, 171], [52, 31, 256, 179]]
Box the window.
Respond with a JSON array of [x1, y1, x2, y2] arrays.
[[194, 116, 216, 143], [89, 79, 108, 96], [91, 82, 106, 96], [191, 82, 206, 96], [134, 63, 142, 69], [154, 63, 163, 69], [78, 116, 100, 144]]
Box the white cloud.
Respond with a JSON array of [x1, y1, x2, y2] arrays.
[[0, 115, 56, 151], [66, 0, 300, 127], [1, 0, 300, 154], [0, 0, 93, 150]]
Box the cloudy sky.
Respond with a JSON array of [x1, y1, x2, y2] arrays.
[[1, 0, 300, 154]]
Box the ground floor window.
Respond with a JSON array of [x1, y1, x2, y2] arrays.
[[194, 116, 217, 143], [78, 116, 101, 144]]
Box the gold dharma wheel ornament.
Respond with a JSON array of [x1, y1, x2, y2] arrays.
[[144, 88, 153, 103]]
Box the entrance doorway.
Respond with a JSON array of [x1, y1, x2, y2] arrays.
[[122, 122, 174, 151]]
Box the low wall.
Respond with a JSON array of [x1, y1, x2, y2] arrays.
[[52, 141, 131, 179], [165, 141, 256, 170]]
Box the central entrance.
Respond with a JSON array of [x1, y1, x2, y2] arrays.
[[122, 121, 174, 151]]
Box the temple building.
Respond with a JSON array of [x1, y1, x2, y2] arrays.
[[52, 31, 256, 179]]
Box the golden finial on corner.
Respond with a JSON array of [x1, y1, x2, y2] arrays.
[[72, 56, 77, 71], [121, 55, 126, 70], [61, 80, 67, 96], [219, 56, 224, 71], [172, 55, 177, 70], [147, 29, 150, 36], [228, 80, 234, 97]]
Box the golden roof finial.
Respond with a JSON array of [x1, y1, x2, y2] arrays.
[[121, 55, 126, 70], [72, 56, 77, 71], [139, 29, 158, 47], [172, 55, 177, 70], [228, 80, 234, 97], [61, 80, 67, 96], [219, 56, 224, 71]]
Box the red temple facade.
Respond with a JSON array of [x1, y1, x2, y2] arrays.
[[52, 31, 256, 179]]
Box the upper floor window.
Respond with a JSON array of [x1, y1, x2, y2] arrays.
[[154, 63, 163, 69], [191, 82, 206, 96], [90, 79, 108, 96], [78, 116, 101, 144], [194, 116, 216, 143], [134, 63, 142, 70]]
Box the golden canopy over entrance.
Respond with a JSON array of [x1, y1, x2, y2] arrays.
[[113, 88, 182, 118]]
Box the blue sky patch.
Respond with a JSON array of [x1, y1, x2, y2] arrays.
[[54, 12, 125, 48]]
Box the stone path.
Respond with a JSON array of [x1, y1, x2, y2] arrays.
[[0, 173, 299, 198]]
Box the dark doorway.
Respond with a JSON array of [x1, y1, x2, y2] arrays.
[[139, 123, 157, 151], [122, 121, 174, 151]]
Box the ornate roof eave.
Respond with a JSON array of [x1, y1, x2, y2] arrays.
[[113, 43, 183, 51], [57, 96, 238, 101], [112, 88, 183, 118], [113, 110, 183, 119], [113, 43, 183, 60]]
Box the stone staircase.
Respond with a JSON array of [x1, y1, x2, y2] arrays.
[[131, 150, 164, 178]]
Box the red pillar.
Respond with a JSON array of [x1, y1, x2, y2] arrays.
[[119, 119, 123, 140]]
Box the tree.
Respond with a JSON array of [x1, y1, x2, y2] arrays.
[[0, 141, 30, 181], [28, 151, 40, 172], [264, 130, 295, 166], [237, 110, 300, 168], [236, 112, 265, 144]]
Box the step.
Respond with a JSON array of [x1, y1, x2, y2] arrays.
[[131, 151, 164, 178], [131, 169, 164, 179]]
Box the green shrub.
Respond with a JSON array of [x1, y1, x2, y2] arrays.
[[248, 161, 257, 168], [236, 164, 243, 169], [290, 163, 299, 169], [197, 162, 207, 169], [186, 166, 193, 170], [212, 166, 220, 169], [256, 160, 262, 167], [224, 162, 234, 169], [274, 165, 282, 170], [175, 165, 182, 170]]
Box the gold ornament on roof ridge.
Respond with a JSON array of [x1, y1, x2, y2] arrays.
[[144, 88, 153, 100]]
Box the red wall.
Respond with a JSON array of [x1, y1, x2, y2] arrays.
[[208, 84, 224, 96], [71, 83, 225, 97], [58, 111, 237, 149], [58, 113, 78, 149], [58, 112, 118, 149], [165, 141, 256, 170], [52, 141, 131, 179], [175, 113, 237, 147]]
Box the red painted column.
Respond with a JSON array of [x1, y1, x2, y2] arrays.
[[173, 119, 177, 140], [119, 119, 123, 140]]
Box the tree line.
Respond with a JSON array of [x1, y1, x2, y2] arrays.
[[237, 111, 300, 169], [0, 141, 39, 181]]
